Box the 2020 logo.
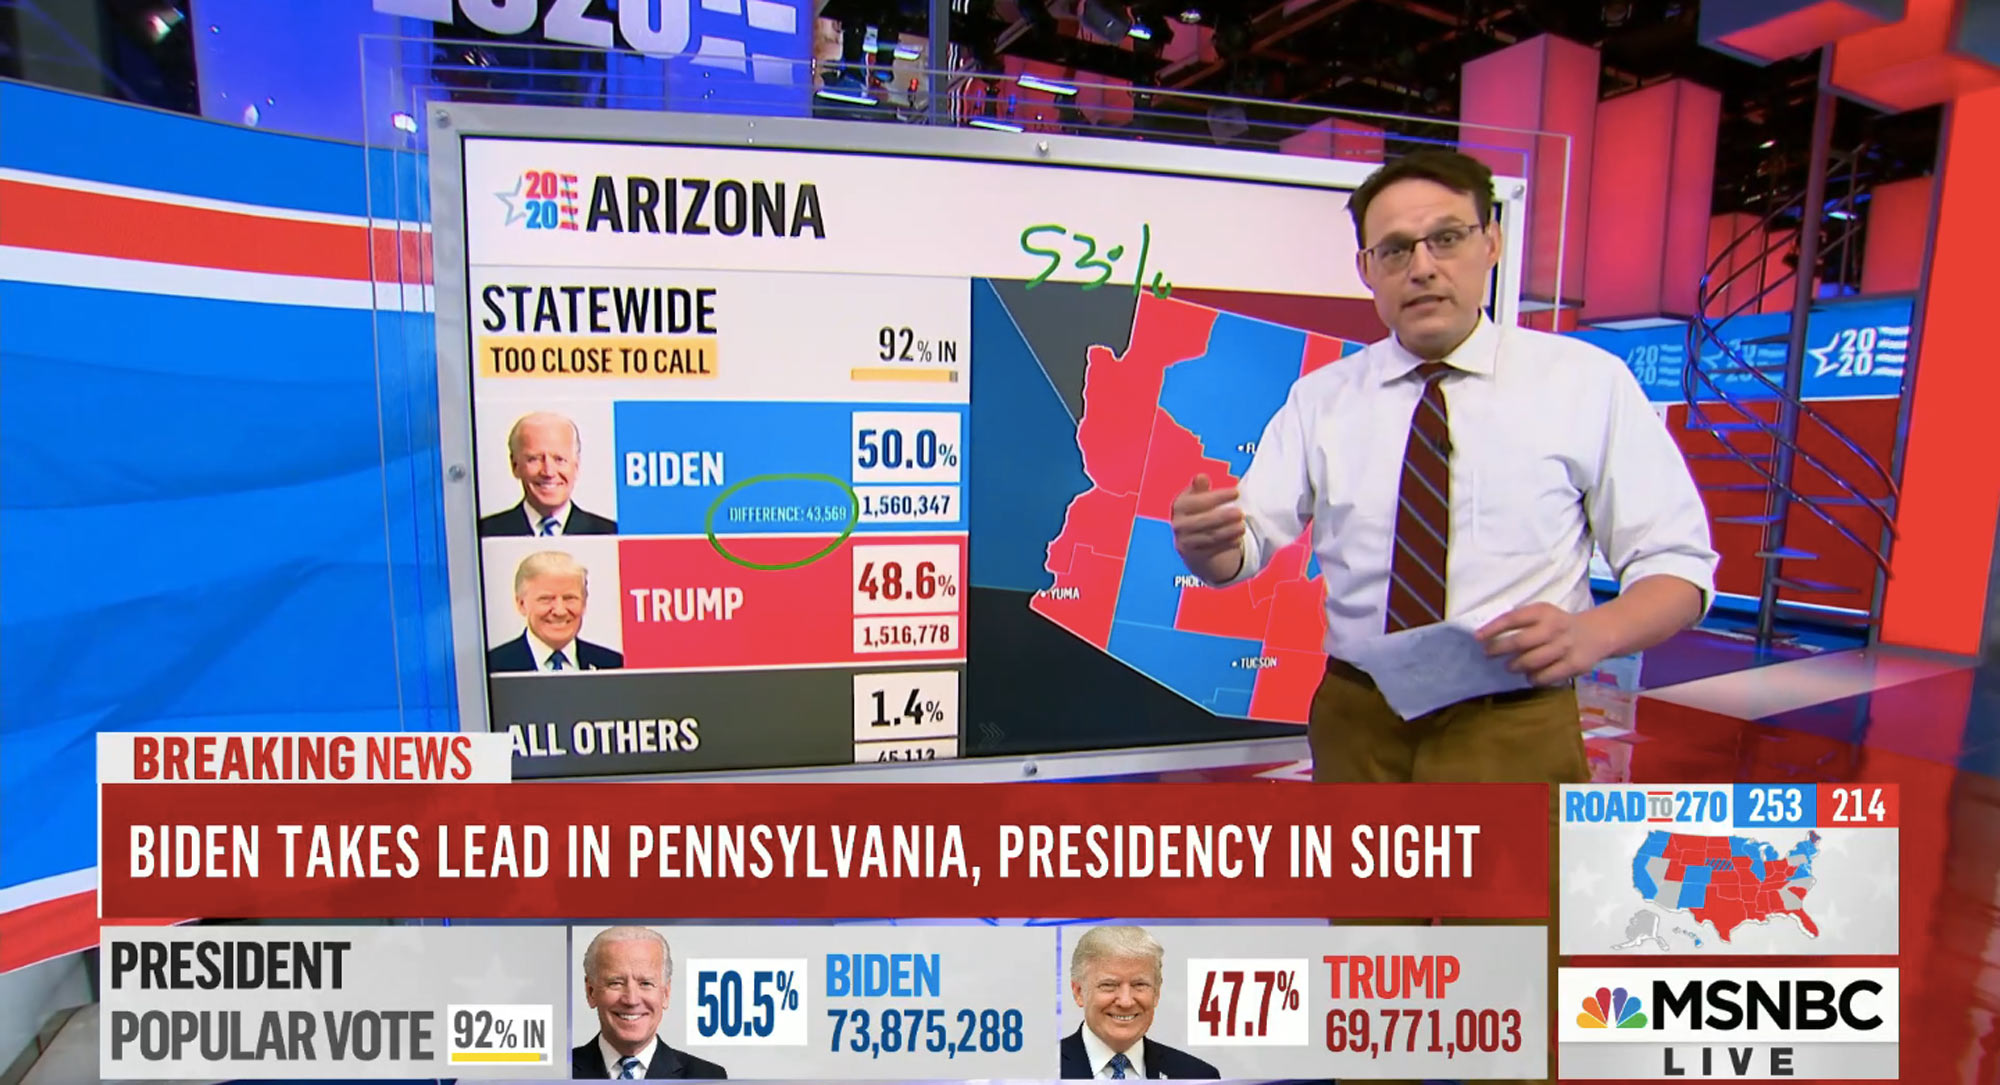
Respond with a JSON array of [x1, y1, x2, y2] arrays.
[[497, 169, 579, 232]]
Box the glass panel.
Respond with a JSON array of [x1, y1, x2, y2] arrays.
[[361, 36, 1568, 776]]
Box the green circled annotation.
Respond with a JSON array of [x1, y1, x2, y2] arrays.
[[1019, 222, 1173, 299]]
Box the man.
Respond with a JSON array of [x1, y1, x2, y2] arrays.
[[1060, 926, 1218, 1079], [1170, 147, 1717, 785], [488, 551, 623, 673], [571, 926, 727, 1080], [480, 411, 618, 536]]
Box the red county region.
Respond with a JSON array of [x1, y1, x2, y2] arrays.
[[1030, 291, 1364, 724], [1661, 834, 1822, 942]]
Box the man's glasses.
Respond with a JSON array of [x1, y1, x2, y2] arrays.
[[1362, 222, 1487, 272]]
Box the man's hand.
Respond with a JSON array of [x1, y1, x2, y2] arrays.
[[1170, 473, 1246, 583], [1475, 603, 1610, 686]]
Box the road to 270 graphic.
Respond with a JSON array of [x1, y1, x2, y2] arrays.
[[1559, 783, 1900, 955]]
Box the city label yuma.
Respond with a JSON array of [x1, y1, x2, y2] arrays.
[[586, 177, 826, 238]]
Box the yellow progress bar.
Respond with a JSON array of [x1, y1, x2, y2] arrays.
[[850, 367, 960, 382], [450, 1052, 547, 1063]]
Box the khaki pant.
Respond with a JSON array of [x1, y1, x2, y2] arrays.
[[1309, 659, 1582, 1084]]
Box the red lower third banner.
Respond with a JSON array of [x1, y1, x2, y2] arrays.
[[98, 782, 1550, 919]]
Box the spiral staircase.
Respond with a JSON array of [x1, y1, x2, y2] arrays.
[[1678, 135, 1902, 648]]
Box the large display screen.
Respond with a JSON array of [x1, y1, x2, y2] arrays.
[[430, 108, 1526, 777]]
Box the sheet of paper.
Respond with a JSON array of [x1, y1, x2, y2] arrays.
[[1339, 602, 1535, 720]]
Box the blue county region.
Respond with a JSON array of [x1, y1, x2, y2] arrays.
[[1786, 832, 1820, 877], [612, 400, 970, 535], [967, 278, 1090, 593], [1106, 518, 1261, 717], [1676, 864, 1714, 909], [1730, 836, 1776, 880], [1157, 312, 1308, 477]]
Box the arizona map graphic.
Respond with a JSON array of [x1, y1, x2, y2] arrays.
[[1028, 292, 1366, 723]]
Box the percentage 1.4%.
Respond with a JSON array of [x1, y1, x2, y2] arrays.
[[869, 688, 950, 727]]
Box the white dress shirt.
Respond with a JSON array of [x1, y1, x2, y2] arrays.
[[1078, 1025, 1146, 1079], [1217, 316, 1718, 659], [597, 1034, 651, 1078], [526, 630, 576, 672], [524, 501, 573, 535]]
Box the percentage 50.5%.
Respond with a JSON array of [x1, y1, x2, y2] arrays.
[[692, 966, 806, 1043]]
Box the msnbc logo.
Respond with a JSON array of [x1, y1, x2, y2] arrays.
[[1579, 985, 1647, 1029]]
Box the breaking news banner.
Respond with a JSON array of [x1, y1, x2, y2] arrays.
[[97, 735, 1552, 920], [1557, 783, 1900, 955], [1049, 924, 1548, 1080], [568, 924, 1054, 1077], [97, 731, 517, 784], [98, 926, 567, 1080], [1555, 967, 1900, 1080]]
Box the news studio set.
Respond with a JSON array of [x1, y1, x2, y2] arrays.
[[2, 0, 1996, 1082]]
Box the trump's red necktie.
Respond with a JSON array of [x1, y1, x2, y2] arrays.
[[1385, 362, 1453, 633]]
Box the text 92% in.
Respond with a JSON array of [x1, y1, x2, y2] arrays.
[[1324, 1007, 1522, 1059], [826, 1007, 1024, 1059], [445, 1004, 552, 1065], [878, 326, 960, 365]]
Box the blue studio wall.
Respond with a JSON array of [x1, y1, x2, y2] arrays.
[[0, 80, 449, 900]]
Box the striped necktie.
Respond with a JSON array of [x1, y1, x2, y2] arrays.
[[1386, 361, 1454, 633], [539, 516, 560, 536], [616, 1055, 640, 1079]]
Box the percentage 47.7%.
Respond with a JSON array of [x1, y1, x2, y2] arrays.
[[1197, 969, 1301, 1038]]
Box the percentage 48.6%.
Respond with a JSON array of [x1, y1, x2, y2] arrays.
[[858, 561, 957, 603]]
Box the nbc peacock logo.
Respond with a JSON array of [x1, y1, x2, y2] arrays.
[[1578, 985, 1648, 1029]]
